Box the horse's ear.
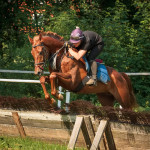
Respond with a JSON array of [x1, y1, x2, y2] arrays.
[[39, 33, 42, 41], [28, 35, 33, 45]]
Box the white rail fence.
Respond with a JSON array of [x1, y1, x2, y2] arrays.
[[0, 69, 150, 107], [0, 69, 150, 84]]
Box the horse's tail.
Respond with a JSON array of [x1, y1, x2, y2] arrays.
[[121, 72, 137, 108]]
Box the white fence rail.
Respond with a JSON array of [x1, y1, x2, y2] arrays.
[[0, 69, 150, 84], [1, 69, 150, 75], [0, 69, 49, 74], [0, 79, 40, 83], [0, 69, 49, 83], [126, 72, 150, 76]]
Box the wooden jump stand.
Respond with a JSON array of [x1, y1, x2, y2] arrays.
[[11, 112, 116, 150], [67, 116, 116, 150], [12, 112, 26, 138]]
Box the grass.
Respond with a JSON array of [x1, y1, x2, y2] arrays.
[[0, 136, 85, 150]]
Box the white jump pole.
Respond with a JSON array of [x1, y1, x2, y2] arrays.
[[65, 90, 70, 112], [58, 86, 62, 108], [57, 87, 71, 110], [66, 90, 70, 104]]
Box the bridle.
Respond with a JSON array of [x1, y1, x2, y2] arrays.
[[32, 42, 48, 70], [32, 42, 66, 71]]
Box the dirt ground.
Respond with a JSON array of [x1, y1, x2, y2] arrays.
[[0, 95, 149, 125]]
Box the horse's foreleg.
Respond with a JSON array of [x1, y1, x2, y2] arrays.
[[49, 73, 63, 100], [50, 72, 72, 100], [40, 76, 55, 104]]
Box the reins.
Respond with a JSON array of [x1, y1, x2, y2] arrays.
[[48, 44, 65, 62], [48, 41, 74, 61], [32, 42, 66, 71]]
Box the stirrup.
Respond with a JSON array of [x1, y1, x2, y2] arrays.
[[86, 78, 97, 86]]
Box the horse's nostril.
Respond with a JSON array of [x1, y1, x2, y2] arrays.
[[38, 72, 41, 76]]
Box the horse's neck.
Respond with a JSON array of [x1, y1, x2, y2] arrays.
[[43, 36, 64, 53], [42, 36, 64, 71]]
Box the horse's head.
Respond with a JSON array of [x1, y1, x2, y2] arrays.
[[28, 34, 48, 76], [29, 31, 66, 75]]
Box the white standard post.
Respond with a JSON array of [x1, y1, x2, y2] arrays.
[[118, 105, 123, 117], [57, 86, 62, 108], [65, 90, 70, 112], [119, 105, 123, 109]]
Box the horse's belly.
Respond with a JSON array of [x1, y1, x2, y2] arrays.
[[78, 83, 108, 94]]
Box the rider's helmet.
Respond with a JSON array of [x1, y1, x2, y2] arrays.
[[69, 27, 84, 43]]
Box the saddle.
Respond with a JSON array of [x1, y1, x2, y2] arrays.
[[82, 56, 110, 84]]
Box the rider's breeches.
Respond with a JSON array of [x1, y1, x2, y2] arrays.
[[90, 61, 97, 80], [86, 41, 104, 61], [86, 41, 104, 79]]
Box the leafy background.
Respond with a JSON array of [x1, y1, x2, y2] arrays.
[[0, 0, 150, 108]]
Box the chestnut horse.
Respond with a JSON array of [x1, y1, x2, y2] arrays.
[[28, 31, 136, 109]]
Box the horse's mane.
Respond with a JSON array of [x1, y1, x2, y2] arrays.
[[41, 31, 64, 41]]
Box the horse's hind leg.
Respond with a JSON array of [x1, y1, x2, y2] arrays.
[[121, 72, 137, 108], [97, 93, 115, 107], [110, 72, 133, 109]]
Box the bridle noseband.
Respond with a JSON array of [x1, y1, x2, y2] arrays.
[[32, 42, 48, 69]]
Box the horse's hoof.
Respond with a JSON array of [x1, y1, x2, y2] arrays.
[[50, 98, 57, 107], [45, 94, 50, 100], [51, 98, 56, 104], [58, 94, 63, 100]]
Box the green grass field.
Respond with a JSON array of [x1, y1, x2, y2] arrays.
[[0, 136, 85, 150]]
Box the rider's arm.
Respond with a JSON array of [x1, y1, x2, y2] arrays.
[[68, 48, 87, 60]]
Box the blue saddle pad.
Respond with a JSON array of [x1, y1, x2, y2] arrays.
[[97, 63, 110, 84], [82, 56, 110, 84]]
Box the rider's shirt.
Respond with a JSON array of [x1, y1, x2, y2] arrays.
[[76, 31, 103, 51]]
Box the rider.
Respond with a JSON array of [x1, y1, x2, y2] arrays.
[[68, 27, 104, 86]]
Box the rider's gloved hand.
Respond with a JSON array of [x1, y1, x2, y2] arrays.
[[64, 41, 74, 48], [64, 41, 69, 48]]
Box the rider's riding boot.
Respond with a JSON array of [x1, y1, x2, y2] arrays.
[[86, 61, 97, 86]]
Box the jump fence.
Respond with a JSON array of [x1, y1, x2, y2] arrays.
[[0, 69, 150, 107]]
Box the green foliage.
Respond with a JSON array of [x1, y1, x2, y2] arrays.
[[45, 10, 79, 39], [0, 34, 42, 98]]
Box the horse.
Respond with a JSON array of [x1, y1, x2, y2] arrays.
[[28, 31, 137, 109]]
